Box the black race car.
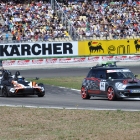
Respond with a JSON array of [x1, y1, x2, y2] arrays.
[[81, 62, 140, 101], [0, 70, 45, 97]]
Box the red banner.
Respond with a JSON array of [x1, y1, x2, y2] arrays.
[[3, 55, 140, 67]]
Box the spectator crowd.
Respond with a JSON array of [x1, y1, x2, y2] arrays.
[[60, 0, 140, 39], [0, 0, 70, 42], [0, 0, 140, 42]]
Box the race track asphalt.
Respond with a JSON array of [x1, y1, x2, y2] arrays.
[[9, 65, 140, 78], [0, 65, 140, 111]]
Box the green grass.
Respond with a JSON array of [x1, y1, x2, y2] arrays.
[[27, 75, 140, 90], [0, 107, 140, 140], [27, 76, 85, 89], [1, 75, 140, 140]]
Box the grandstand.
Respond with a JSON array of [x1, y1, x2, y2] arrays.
[[0, 0, 139, 42]]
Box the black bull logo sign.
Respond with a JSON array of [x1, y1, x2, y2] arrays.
[[134, 39, 140, 52], [88, 40, 140, 55], [88, 41, 104, 54]]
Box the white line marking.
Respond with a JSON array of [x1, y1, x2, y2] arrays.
[[0, 104, 139, 111]]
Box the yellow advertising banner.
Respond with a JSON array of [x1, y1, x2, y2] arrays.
[[78, 39, 140, 55]]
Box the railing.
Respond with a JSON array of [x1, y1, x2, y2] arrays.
[[0, 36, 140, 44], [50, 0, 80, 40]]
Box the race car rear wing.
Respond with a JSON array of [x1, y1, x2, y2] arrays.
[[95, 61, 117, 68]]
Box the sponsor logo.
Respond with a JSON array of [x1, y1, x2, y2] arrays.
[[92, 42, 98, 45], [101, 56, 114, 61], [32, 59, 44, 64], [107, 69, 130, 73], [3, 60, 16, 66], [17, 60, 30, 65], [88, 41, 104, 54], [114, 56, 128, 61], [0, 43, 74, 57], [46, 58, 57, 63], [88, 56, 100, 62], [59, 58, 72, 63], [129, 55, 140, 61], [134, 40, 140, 52], [73, 58, 86, 62]]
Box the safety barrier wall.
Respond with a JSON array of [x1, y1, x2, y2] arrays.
[[0, 42, 78, 59], [78, 39, 140, 55], [2, 55, 140, 67], [0, 39, 140, 60]]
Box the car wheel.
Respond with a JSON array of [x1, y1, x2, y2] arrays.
[[107, 87, 116, 101], [81, 86, 90, 99], [38, 94, 45, 97], [2, 86, 9, 97]]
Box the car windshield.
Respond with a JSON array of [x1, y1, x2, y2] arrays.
[[106, 69, 135, 79]]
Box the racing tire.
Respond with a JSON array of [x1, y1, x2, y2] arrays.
[[38, 83, 45, 97], [107, 87, 117, 101], [81, 86, 90, 99], [38, 94, 45, 97], [2, 86, 10, 97]]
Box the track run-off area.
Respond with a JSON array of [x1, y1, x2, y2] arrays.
[[1, 62, 140, 111]]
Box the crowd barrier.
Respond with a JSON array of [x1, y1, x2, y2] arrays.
[[1, 39, 140, 68], [0, 39, 140, 59], [78, 39, 140, 55], [2, 55, 140, 67]]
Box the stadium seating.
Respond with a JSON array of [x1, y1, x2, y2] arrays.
[[0, 0, 139, 42]]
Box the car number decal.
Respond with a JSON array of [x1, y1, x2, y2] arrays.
[[100, 82, 105, 91]]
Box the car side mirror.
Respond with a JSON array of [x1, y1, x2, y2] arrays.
[[135, 75, 138, 78]]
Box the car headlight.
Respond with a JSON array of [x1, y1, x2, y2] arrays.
[[115, 82, 126, 90]]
